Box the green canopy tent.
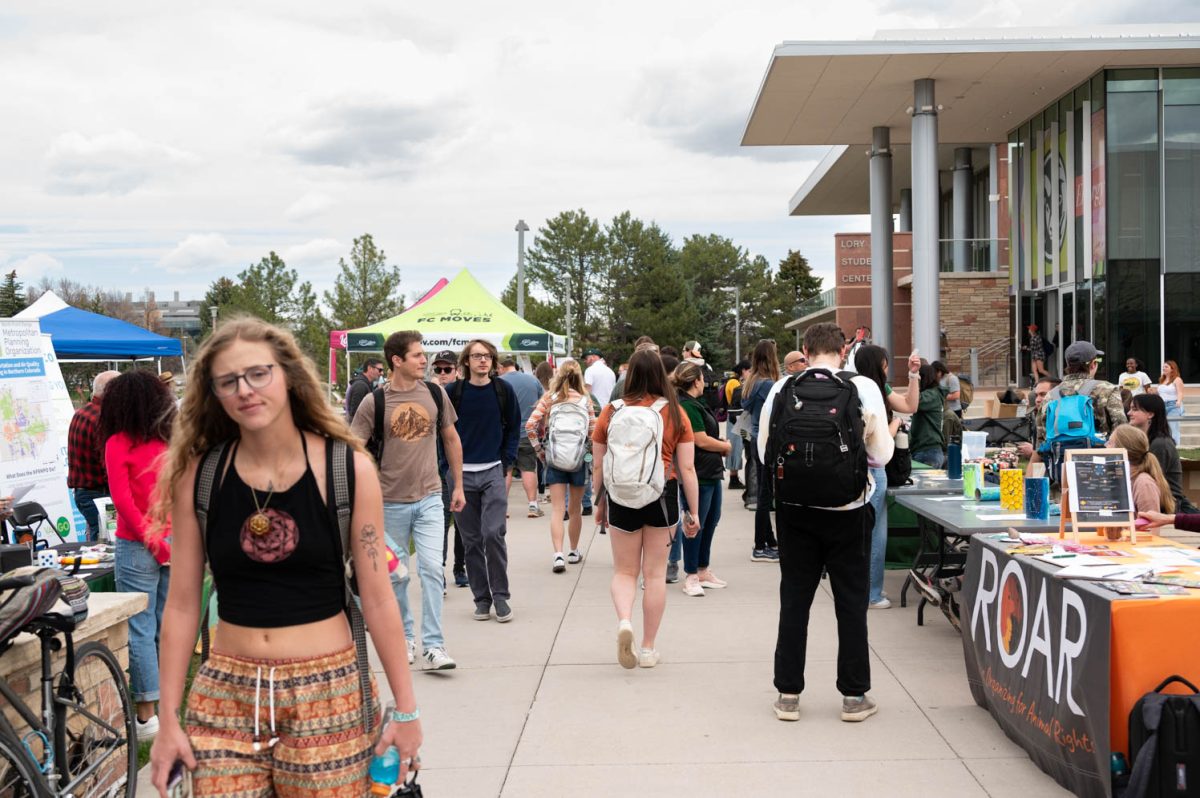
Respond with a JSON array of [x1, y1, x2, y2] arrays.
[[339, 268, 566, 384]]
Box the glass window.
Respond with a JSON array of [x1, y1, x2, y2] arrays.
[[1106, 71, 1160, 261], [1104, 260, 1160, 384], [1165, 273, 1200, 382], [1164, 69, 1200, 273]]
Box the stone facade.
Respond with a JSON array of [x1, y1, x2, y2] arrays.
[[938, 272, 1012, 375]]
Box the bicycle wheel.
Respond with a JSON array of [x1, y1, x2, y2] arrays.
[[0, 734, 41, 798], [55, 641, 136, 798]]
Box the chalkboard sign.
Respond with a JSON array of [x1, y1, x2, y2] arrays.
[[1058, 449, 1137, 542]]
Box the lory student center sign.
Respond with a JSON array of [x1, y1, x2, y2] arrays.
[[962, 536, 1112, 798]]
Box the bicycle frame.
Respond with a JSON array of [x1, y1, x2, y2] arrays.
[[0, 625, 129, 796]]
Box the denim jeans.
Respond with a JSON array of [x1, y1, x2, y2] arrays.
[[682, 482, 723, 574], [725, 420, 743, 471], [1166, 400, 1183, 445], [384, 494, 447, 649], [912, 447, 946, 468], [115, 537, 169, 702], [669, 485, 683, 564], [867, 466, 888, 603], [73, 487, 107, 543]]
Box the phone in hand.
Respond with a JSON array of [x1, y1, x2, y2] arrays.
[[684, 510, 696, 527]]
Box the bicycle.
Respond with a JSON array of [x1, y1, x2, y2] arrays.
[[0, 569, 136, 797]]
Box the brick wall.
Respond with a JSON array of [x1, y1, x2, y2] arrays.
[[939, 272, 1011, 374]]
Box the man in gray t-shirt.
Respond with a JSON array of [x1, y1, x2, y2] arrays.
[[499, 358, 545, 515], [934, 361, 962, 417]]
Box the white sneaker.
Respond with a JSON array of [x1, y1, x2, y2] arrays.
[[698, 570, 727, 589], [617, 620, 636, 669], [406, 638, 416, 664], [869, 598, 892, 610], [638, 648, 661, 668], [681, 574, 705, 597], [552, 553, 566, 573], [566, 549, 583, 564], [135, 715, 159, 740], [422, 647, 457, 671], [528, 502, 544, 518]]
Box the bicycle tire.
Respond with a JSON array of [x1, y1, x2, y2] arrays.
[[55, 641, 136, 798], [0, 732, 43, 798]]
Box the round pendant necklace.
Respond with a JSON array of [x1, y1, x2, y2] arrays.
[[247, 481, 276, 536]]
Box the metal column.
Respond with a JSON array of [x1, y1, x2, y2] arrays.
[[952, 148, 973, 272], [869, 126, 894, 355], [911, 79, 941, 361], [988, 144, 1000, 272], [899, 189, 912, 232]]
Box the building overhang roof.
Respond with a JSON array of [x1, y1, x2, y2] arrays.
[[743, 26, 1200, 149]]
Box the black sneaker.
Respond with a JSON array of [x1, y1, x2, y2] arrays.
[[582, 506, 593, 516], [751, 548, 773, 562], [473, 601, 492, 620], [665, 561, 680, 583], [494, 599, 514, 623], [729, 475, 743, 490], [454, 571, 469, 588]]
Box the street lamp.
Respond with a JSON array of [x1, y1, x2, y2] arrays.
[[717, 286, 741, 363], [515, 220, 529, 318]]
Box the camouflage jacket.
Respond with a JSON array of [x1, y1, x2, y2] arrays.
[[1035, 372, 1127, 447]]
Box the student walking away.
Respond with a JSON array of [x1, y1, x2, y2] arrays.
[[1120, 358, 1153, 396], [933, 361, 963, 418], [1028, 340, 1126, 483], [345, 358, 384, 423], [854, 345, 922, 610], [909, 364, 948, 468], [351, 332, 465, 671], [741, 339, 781, 561], [526, 360, 595, 572], [499, 357, 545, 517], [759, 321, 893, 724], [447, 339, 521, 623], [149, 318, 422, 797], [724, 360, 750, 490], [592, 349, 700, 669], [101, 371, 175, 740], [583, 347, 617, 411], [673, 361, 731, 597], [610, 336, 658, 403], [1129, 393, 1199, 513], [67, 370, 119, 542], [431, 350, 469, 588], [1150, 359, 1186, 445]]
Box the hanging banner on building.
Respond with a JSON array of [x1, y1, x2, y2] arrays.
[[962, 537, 1112, 798], [1091, 110, 1107, 278], [0, 321, 78, 542]]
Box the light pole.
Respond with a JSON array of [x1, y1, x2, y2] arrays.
[[565, 290, 573, 356], [733, 285, 741, 363], [209, 305, 218, 331], [515, 220, 529, 319]]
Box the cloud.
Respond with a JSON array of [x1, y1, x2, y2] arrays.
[[0, 252, 64, 283], [282, 238, 343, 271], [285, 192, 334, 221], [159, 233, 235, 273], [45, 130, 198, 196], [279, 99, 456, 172]]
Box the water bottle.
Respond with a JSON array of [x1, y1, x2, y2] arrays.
[[369, 747, 400, 796], [947, 442, 962, 480], [895, 427, 908, 450], [1110, 751, 1129, 778]]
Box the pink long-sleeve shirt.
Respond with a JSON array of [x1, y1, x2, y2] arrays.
[[104, 432, 170, 564]]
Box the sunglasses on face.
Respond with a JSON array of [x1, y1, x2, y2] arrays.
[[433, 366, 455, 374]]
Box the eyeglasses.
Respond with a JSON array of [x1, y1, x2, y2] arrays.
[[433, 366, 455, 374], [469, 352, 493, 361], [211, 364, 276, 397]]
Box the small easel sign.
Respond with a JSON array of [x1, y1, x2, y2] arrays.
[[1057, 448, 1140, 543]]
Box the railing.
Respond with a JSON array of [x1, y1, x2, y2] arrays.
[[938, 238, 1010, 273], [793, 288, 836, 320], [969, 337, 1014, 387]]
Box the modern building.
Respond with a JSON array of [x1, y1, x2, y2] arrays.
[[128, 290, 204, 338], [744, 26, 1200, 385]]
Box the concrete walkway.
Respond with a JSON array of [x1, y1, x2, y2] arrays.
[[138, 482, 1102, 797]]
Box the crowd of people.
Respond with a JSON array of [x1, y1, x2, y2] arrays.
[[49, 313, 1195, 796]]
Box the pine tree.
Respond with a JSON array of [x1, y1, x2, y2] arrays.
[[777, 249, 823, 308], [0, 271, 26, 317], [200, 277, 237, 337], [324, 234, 403, 330]]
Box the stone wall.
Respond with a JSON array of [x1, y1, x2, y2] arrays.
[[939, 272, 1011, 376]]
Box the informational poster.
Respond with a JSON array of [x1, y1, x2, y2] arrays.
[[1066, 451, 1134, 525], [1090, 110, 1107, 278], [0, 320, 77, 542]]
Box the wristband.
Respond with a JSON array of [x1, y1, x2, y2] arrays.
[[908, 371, 920, 380], [391, 708, 420, 723]]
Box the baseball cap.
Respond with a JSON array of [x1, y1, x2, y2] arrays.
[[432, 349, 456, 364], [583, 347, 602, 357], [1026, 323, 1038, 332], [1065, 340, 1104, 364], [683, 340, 701, 354]]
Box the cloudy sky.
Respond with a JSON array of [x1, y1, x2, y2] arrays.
[[1, 0, 1194, 309]]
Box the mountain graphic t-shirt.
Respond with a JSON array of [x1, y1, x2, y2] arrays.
[[350, 380, 457, 503]]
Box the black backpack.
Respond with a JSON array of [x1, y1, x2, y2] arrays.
[[1125, 675, 1200, 797], [368, 382, 444, 463], [886, 421, 913, 488], [765, 369, 868, 508]]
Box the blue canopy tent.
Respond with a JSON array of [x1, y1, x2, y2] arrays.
[[15, 291, 184, 362]]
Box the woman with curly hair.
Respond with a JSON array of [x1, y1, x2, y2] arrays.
[[101, 369, 177, 739], [149, 317, 420, 797]]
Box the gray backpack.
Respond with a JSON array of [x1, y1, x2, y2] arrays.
[[545, 395, 591, 472]]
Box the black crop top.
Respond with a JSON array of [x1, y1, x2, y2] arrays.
[[205, 436, 345, 628]]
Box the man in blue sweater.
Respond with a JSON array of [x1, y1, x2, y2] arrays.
[[447, 339, 522, 623]]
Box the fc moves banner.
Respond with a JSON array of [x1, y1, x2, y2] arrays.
[[0, 320, 77, 541], [961, 536, 1112, 798]]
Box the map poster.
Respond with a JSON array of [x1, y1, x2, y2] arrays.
[[0, 320, 77, 542]]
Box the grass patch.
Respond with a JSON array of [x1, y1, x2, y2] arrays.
[[1179, 448, 1200, 461]]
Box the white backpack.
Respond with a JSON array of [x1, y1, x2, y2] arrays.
[[545, 395, 591, 472], [602, 398, 668, 509]]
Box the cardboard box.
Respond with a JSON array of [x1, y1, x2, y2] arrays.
[[986, 397, 1023, 418]]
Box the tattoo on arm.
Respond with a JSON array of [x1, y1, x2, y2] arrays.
[[360, 523, 381, 572]]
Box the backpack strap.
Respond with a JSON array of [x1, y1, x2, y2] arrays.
[[193, 441, 233, 662], [325, 439, 375, 736], [494, 378, 512, 434], [424, 380, 444, 433], [371, 386, 387, 461]]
